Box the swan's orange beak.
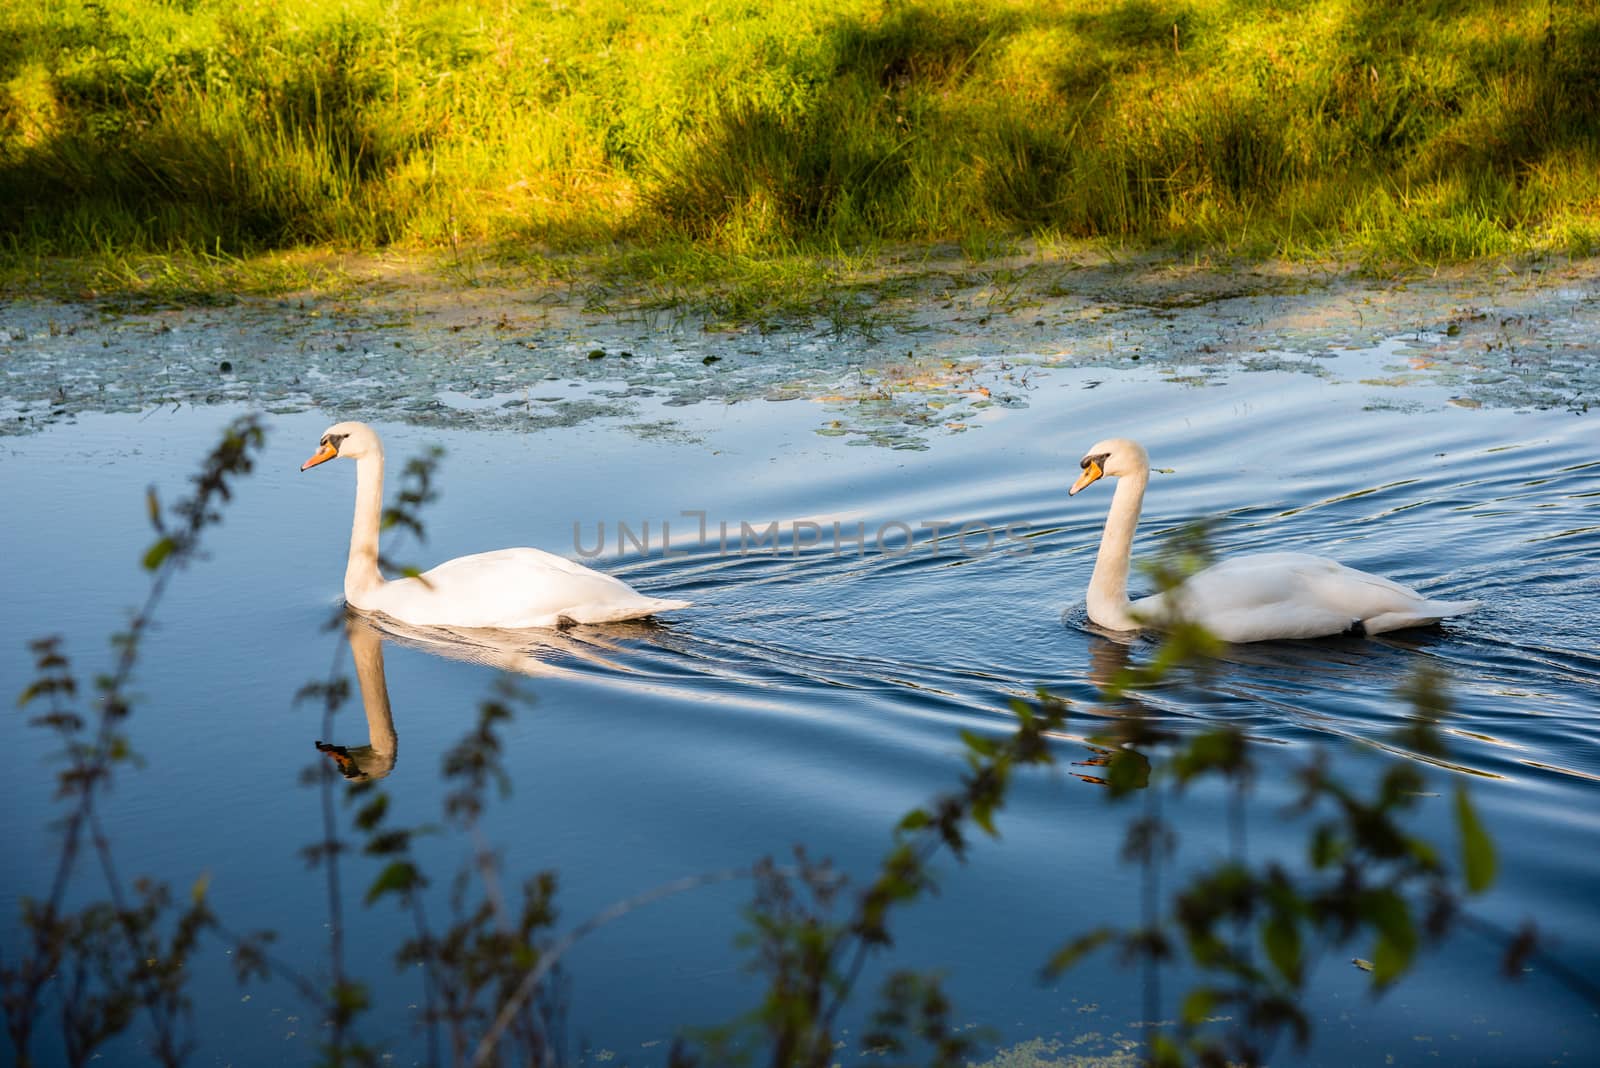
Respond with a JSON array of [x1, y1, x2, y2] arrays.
[[300, 443, 339, 471], [1069, 460, 1103, 496]]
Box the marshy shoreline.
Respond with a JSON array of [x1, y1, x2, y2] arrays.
[[5, 247, 1595, 445]]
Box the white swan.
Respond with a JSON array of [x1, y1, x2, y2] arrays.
[[301, 421, 690, 628], [1069, 437, 1479, 643]]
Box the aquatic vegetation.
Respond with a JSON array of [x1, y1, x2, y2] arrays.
[[2, 264, 1595, 453]]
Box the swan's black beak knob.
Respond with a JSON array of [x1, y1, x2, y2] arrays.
[[1070, 459, 1104, 496]]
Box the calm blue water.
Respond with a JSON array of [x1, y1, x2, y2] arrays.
[[3, 312, 1598, 1065]]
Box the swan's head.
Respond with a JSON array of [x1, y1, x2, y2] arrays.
[[301, 421, 382, 471], [1069, 437, 1148, 495]]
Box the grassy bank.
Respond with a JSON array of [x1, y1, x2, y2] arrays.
[[3, 0, 1599, 291]]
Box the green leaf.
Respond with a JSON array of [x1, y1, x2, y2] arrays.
[[1042, 928, 1113, 976], [1309, 824, 1344, 867], [897, 808, 930, 832], [1175, 728, 1244, 781], [1406, 835, 1441, 870], [971, 799, 997, 837], [1373, 936, 1409, 986], [1150, 1032, 1184, 1068], [1454, 786, 1496, 894], [354, 793, 389, 832], [141, 536, 176, 572], [1262, 913, 1303, 986], [365, 861, 420, 905], [1367, 889, 1417, 986], [1106, 749, 1149, 796], [960, 729, 998, 757], [1181, 986, 1220, 1024], [331, 980, 369, 1014]]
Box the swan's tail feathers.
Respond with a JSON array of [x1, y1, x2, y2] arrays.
[[1364, 599, 1480, 635], [563, 597, 691, 625], [639, 597, 692, 616]]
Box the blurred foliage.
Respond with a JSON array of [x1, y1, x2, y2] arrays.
[[1039, 525, 1519, 1066], [2, 416, 273, 1068]]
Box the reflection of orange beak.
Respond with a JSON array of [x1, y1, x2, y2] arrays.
[[300, 443, 339, 471], [315, 740, 360, 778], [1069, 460, 1104, 496]]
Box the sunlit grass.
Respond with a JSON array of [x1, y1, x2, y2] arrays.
[[3, 0, 1597, 300]]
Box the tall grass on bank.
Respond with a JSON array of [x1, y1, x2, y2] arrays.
[[3, 0, 1598, 270]]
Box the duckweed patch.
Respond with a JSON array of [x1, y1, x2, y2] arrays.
[[3, 258, 1595, 444]]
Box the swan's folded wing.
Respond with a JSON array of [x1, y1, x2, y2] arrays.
[[1152, 552, 1473, 641], [1142, 557, 1365, 641], [374, 548, 686, 628]]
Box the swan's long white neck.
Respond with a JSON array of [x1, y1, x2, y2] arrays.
[[1087, 467, 1147, 630], [346, 450, 386, 603]]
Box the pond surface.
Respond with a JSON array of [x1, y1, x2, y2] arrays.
[[3, 261, 1598, 1065]]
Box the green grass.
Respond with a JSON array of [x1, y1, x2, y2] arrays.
[[3, 0, 1599, 295]]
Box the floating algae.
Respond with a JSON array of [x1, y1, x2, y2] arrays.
[[3, 258, 1595, 441]]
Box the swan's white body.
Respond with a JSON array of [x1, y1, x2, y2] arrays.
[[355, 545, 689, 628], [303, 422, 689, 628], [1070, 437, 1478, 643]]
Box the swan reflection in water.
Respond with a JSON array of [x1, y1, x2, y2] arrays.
[[315, 611, 684, 781], [316, 615, 399, 781], [1066, 628, 1155, 789], [1061, 624, 1452, 789], [1073, 617, 1520, 783], [316, 605, 1491, 789]]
